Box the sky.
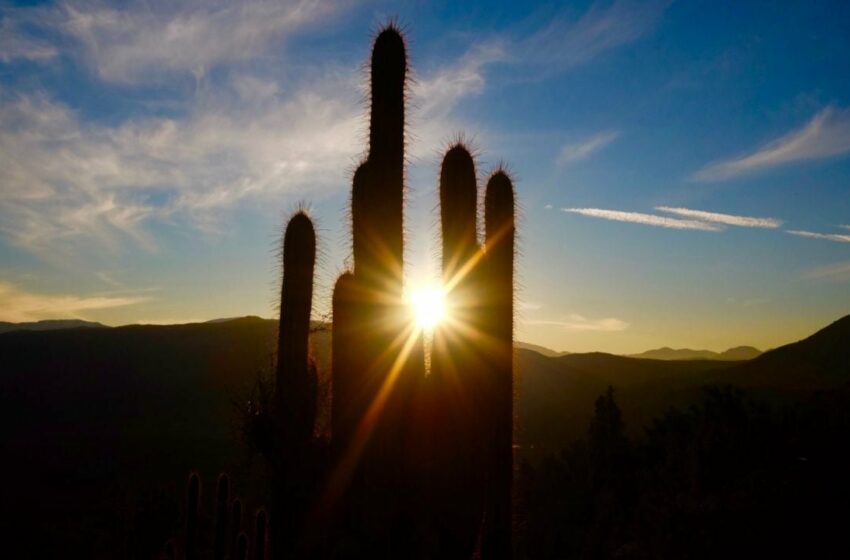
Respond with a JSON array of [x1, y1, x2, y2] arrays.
[[1, 0, 849, 354]]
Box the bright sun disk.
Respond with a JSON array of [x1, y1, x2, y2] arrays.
[[410, 285, 446, 331]]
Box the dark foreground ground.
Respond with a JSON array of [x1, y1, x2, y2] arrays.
[[1, 315, 848, 558]]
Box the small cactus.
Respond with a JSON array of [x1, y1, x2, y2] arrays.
[[254, 510, 268, 560], [185, 472, 200, 560], [213, 473, 230, 560]]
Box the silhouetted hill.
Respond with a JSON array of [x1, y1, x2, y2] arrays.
[[516, 351, 734, 456], [711, 314, 850, 391], [516, 341, 569, 357], [629, 345, 761, 361], [0, 319, 107, 334], [718, 345, 762, 360]]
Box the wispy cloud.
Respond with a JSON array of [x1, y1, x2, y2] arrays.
[[0, 79, 362, 254], [805, 261, 850, 282], [557, 131, 619, 166], [0, 14, 58, 62], [693, 106, 850, 181], [0, 61, 495, 258], [786, 230, 850, 243], [409, 41, 507, 157], [841, 225, 850, 231], [520, 0, 669, 74], [563, 208, 723, 231], [526, 314, 629, 332], [0, 280, 147, 322], [656, 207, 782, 228], [58, 0, 341, 83]]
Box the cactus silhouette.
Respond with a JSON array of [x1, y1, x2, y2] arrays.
[[235, 533, 248, 560], [230, 498, 243, 560], [178, 24, 517, 559], [272, 210, 318, 557], [162, 472, 265, 560], [186, 472, 201, 560], [482, 170, 516, 560], [325, 24, 517, 558], [254, 509, 268, 560], [213, 473, 229, 560]]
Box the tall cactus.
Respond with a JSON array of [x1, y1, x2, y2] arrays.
[[273, 211, 318, 558], [429, 143, 489, 557], [482, 170, 516, 559], [241, 23, 518, 559]]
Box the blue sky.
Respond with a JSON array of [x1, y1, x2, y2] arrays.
[[1, 0, 849, 353]]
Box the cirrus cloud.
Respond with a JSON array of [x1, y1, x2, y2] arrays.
[[563, 207, 723, 231], [655, 207, 782, 228], [692, 106, 850, 182], [786, 230, 850, 243], [525, 314, 629, 332]]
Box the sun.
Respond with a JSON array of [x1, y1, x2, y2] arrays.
[[409, 284, 446, 331]]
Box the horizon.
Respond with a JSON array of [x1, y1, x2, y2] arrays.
[[2, 0, 849, 354], [9, 312, 850, 356]]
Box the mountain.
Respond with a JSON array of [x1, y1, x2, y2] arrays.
[[629, 345, 761, 361], [709, 314, 850, 391], [718, 345, 763, 360], [0, 319, 107, 334], [204, 315, 266, 324], [516, 341, 569, 358]]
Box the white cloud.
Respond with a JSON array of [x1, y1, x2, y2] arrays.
[[0, 74, 363, 255], [557, 131, 619, 166], [526, 314, 629, 332], [562, 208, 723, 231], [786, 230, 850, 243], [0, 0, 666, 261], [0, 15, 58, 62], [0, 47, 498, 258], [656, 206, 782, 228], [805, 261, 850, 282], [840, 224, 850, 231], [59, 0, 342, 83], [693, 106, 850, 181], [408, 42, 507, 158], [0, 280, 147, 322], [521, 0, 669, 74]]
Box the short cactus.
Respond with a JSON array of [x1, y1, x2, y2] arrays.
[[213, 473, 229, 560]]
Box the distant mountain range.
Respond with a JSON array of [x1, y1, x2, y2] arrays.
[[1, 314, 846, 450], [0, 317, 763, 360], [628, 345, 762, 361], [0, 319, 106, 334]]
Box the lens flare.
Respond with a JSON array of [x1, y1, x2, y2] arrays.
[[409, 285, 446, 331]]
